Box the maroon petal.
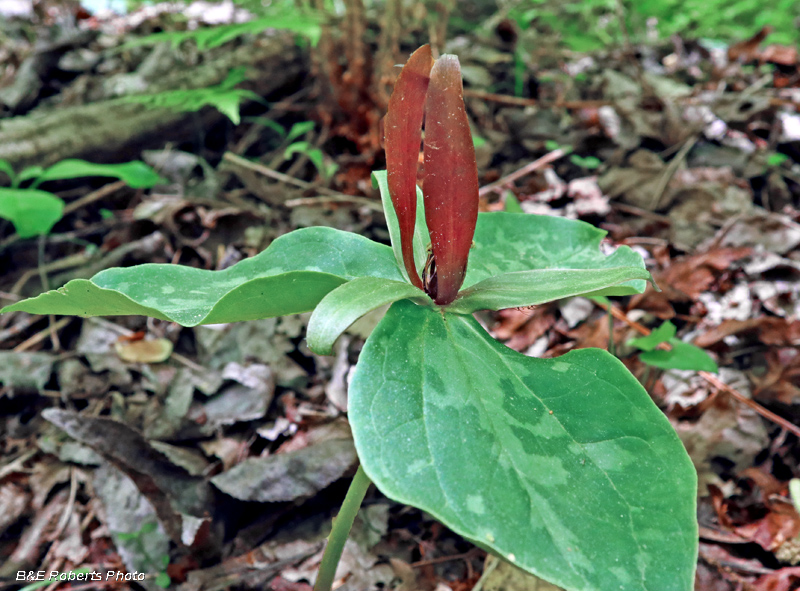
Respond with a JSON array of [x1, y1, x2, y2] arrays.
[[384, 45, 433, 289], [423, 55, 479, 305]]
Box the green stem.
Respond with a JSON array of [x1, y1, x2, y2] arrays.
[[607, 307, 616, 358], [314, 464, 372, 591]]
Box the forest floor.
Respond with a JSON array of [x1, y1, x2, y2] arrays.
[[2, 2, 800, 590]]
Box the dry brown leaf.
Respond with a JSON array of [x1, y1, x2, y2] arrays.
[[115, 337, 173, 363]]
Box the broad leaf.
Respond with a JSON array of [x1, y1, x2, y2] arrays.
[[639, 341, 718, 372], [31, 159, 165, 189], [627, 322, 676, 351], [448, 267, 652, 314], [307, 277, 423, 355], [372, 170, 430, 280], [629, 321, 718, 372], [2, 228, 402, 325], [384, 45, 433, 290], [466, 212, 648, 296], [0, 159, 17, 185], [0, 188, 64, 238], [350, 301, 697, 591], [423, 55, 479, 305]]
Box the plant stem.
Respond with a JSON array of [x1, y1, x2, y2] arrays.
[[314, 465, 372, 591]]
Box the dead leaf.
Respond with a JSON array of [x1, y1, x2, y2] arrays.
[[211, 439, 357, 503], [43, 408, 218, 546], [115, 337, 173, 363], [674, 369, 769, 491], [0, 351, 54, 393]]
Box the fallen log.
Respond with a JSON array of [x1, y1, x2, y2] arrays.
[[0, 32, 308, 169]]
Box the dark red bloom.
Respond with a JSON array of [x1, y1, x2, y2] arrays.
[[384, 46, 479, 305], [384, 45, 433, 290]]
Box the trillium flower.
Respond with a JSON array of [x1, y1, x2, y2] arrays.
[[384, 45, 480, 306]]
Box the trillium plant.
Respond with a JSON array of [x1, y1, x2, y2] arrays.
[[4, 46, 698, 590]]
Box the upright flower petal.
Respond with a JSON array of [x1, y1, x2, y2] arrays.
[[423, 55, 479, 305], [384, 45, 434, 290]]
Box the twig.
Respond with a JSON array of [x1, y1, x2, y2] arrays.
[[594, 300, 800, 438], [13, 317, 71, 352], [0, 449, 37, 480], [647, 135, 698, 211], [471, 555, 500, 591], [284, 195, 382, 211], [0, 314, 39, 344], [463, 89, 609, 110], [223, 152, 355, 200], [11, 252, 90, 295], [611, 202, 673, 224], [52, 467, 78, 540], [478, 149, 566, 197], [38, 235, 61, 351], [62, 180, 127, 216], [410, 549, 481, 568], [699, 371, 800, 438]]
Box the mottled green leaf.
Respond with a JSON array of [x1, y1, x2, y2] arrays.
[[2, 228, 402, 326], [0, 188, 64, 237], [31, 159, 164, 189], [448, 267, 652, 314], [307, 277, 424, 355], [350, 301, 697, 591], [467, 212, 648, 296]]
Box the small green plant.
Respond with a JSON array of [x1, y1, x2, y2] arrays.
[[116, 521, 171, 587], [0, 159, 163, 238], [570, 154, 602, 170], [123, 68, 261, 125], [283, 141, 338, 181], [767, 152, 789, 167], [628, 320, 718, 372], [119, 12, 322, 52], [3, 46, 697, 591]]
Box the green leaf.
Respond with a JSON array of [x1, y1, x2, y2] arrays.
[[17, 165, 45, 186], [627, 322, 677, 352], [790, 479, 800, 514], [0, 188, 65, 237], [466, 212, 648, 296], [123, 68, 262, 125], [504, 192, 524, 213], [350, 300, 697, 591], [307, 277, 423, 355], [639, 340, 718, 372], [372, 170, 430, 281], [118, 13, 322, 51], [155, 572, 171, 588], [2, 227, 403, 325], [286, 121, 316, 143], [246, 116, 286, 137], [31, 159, 164, 189], [767, 152, 789, 166], [448, 267, 652, 314], [0, 159, 17, 186], [570, 154, 602, 169], [629, 321, 718, 372]]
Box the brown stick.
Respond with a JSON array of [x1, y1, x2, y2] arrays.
[[595, 301, 800, 438], [478, 149, 566, 197]]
